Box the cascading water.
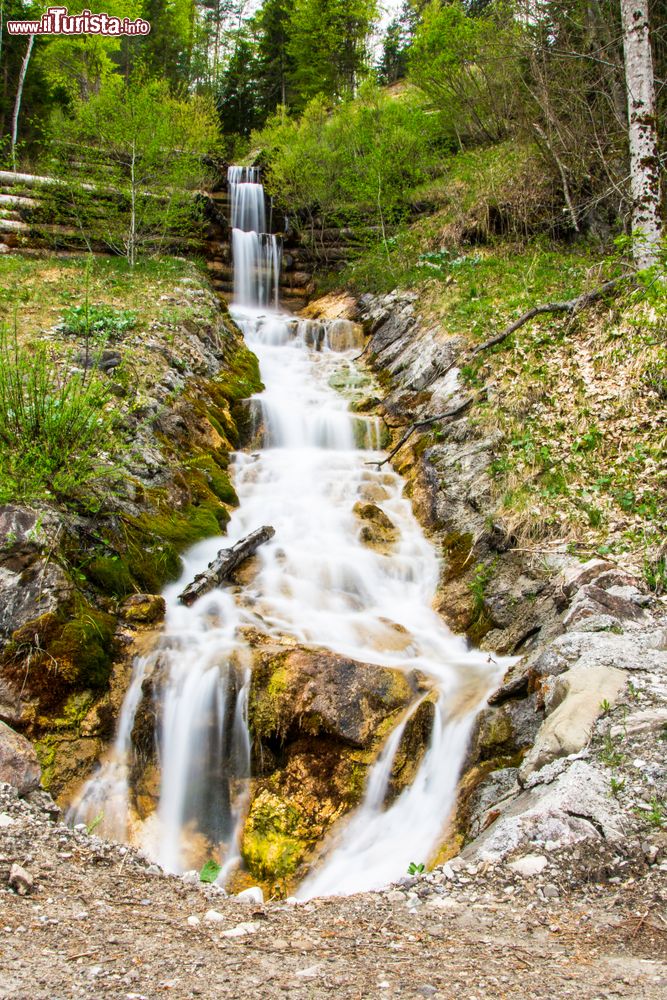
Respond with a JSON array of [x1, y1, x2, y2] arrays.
[[228, 164, 281, 309], [69, 166, 509, 893]]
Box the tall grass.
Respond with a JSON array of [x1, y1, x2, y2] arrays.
[[0, 325, 113, 505]]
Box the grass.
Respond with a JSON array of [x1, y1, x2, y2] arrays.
[[0, 325, 116, 507]]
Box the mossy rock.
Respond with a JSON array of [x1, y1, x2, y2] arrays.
[[120, 593, 166, 625], [249, 647, 416, 749], [241, 789, 307, 889]]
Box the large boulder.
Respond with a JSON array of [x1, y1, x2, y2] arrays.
[[249, 646, 420, 749], [244, 645, 432, 892], [519, 664, 626, 781], [0, 722, 41, 795]]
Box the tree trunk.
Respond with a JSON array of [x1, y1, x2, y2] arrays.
[[178, 526, 275, 606], [10, 34, 35, 171], [620, 0, 662, 268]]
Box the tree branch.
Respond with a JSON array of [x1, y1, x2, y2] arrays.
[[468, 274, 634, 358], [366, 393, 484, 469]]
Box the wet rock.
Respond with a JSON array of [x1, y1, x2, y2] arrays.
[[8, 863, 33, 895], [0, 722, 41, 795], [353, 502, 398, 551], [250, 646, 416, 749], [469, 694, 542, 763], [120, 594, 166, 625], [519, 665, 626, 781]]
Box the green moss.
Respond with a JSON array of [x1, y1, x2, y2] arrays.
[[187, 454, 238, 506], [48, 599, 116, 689], [249, 653, 291, 740], [213, 342, 263, 403], [34, 736, 57, 790], [86, 555, 134, 598], [242, 790, 306, 889]]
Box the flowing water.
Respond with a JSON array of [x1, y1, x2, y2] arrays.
[[69, 168, 507, 895]]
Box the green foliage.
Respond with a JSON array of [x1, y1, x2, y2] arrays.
[[47, 77, 220, 265], [408, 0, 521, 146], [407, 861, 425, 875], [255, 84, 442, 234], [0, 326, 115, 507], [286, 0, 379, 107], [199, 859, 222, 883], [61, 304, 137, 341]]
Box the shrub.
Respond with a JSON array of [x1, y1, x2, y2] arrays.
[[61, 304, 137, 341], [0, 327, 114, 506]]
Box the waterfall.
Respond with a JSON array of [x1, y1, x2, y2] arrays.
[[68, 165, 509, 893], [228, 165, 282, 309]]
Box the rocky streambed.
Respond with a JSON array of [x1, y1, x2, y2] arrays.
[[0, 279, 666, 935]]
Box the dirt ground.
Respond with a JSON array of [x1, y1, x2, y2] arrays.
[[1, 785, 666, 1000]]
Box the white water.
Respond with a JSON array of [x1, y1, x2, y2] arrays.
[[69, 167, 507, 894], [229, 164, 281, 309]]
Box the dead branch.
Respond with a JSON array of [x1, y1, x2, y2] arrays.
[[469, 274, 633, 358], [367, 392, 484, 469], [178, 526, 275, 606]]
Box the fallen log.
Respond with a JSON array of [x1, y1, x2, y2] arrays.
[[177, 526, 275, 606]]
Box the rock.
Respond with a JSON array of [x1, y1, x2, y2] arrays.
[[543, 884, 559, 899], [221, 921, 260, 938], [519, 665, 626, 780], [181, 870, 200, 885], [610, 707, 667, 738], [564, 583, 646, 628], [236, 886, 264, 904], [560, 559, 615, 598], [120, 594, 166, 625], [8, 863, 33, 896], [300, 293, 358, 322], [470, 695, 542, 763], [353, 502, 398, 551], [465, 760, 624, 862], [203, 909, 225, 923], [250, 646, 417, 749], [507, 854, 548, 878], [647, 628, 667, 651], [187, 915, 200, 927], [0, 722, 41, 795], [467, 768, 519, 839]]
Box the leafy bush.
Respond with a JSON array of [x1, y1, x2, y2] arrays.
[[61, 304, 137, 341], [409, 0, 521, 146], [0, 327, 114, 506], [255, 83, 446, 233]]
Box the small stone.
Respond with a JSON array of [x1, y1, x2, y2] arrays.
[[543, 884, 559, 899], [181, 870, 199, 885], [187, 916, 200, 927], [236, 886, 264, 904], [8, 864, 33, 896], [203, 909, 225, 923], [507, 855, 548, 878], [221, 921, 260, 938], [0, 814, 15, 827], [145, 864, 161, 875]]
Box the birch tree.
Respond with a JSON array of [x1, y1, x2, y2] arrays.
[[10, 34, 35, 170], [620, 0, 663, 268]]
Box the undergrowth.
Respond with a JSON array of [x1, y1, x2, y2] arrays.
[[0, 326, 116, 507]]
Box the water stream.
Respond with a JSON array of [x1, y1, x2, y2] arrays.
[[69, 167, 507, 895]]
